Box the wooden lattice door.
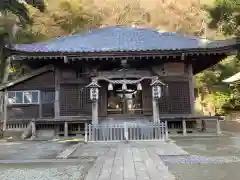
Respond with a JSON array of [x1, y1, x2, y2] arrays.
[[98, 82, 107, 117], [142, 79, 153, 116], [41, 90, 55, 117]]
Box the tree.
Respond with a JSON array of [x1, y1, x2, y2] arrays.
[[98, 0, 207, 35], [14, 0, 103, 42], [50, 0, 102, 34], [0, 0, 45, 83], [13, 0, 212, 42], [0, 0, 45, 132], [0, 0, 45, 23], [206, 0, 239, 36], [194, 0, 239, 116]]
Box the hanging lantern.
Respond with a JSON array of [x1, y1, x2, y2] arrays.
[[90, 87, 99, 100], [86, 80, 101, 101], [122, 83, 127, 90], [108, 83, 113, 90], [137, 83, 142, 91], [152, 86, 161, 99], [151, 78, 165, 99]]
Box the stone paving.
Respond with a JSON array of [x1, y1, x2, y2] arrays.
[[4, 136, 240, 180], [164, 136, 240, 180], [70, 141, 188, 180], [0, 141, 93, 180]]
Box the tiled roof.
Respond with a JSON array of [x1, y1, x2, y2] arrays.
[[12, 26, 235, 53], [223, 72, 240, 83]]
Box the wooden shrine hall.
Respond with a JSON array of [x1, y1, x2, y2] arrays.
[[0, 26, 237, 138]]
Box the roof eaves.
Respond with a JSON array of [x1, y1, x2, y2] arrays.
[[10, 45, 236, 56], [0, 65, 54, 91], [223, 72, 240, 83]]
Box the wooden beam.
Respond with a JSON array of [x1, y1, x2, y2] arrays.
[[3, 90, 7, 132], [31, 119, 36, 138], [188, 64, 195, 115], [39, 92, 42, 119], [216, 118, 221, 135], [182, 120, 187, 136], [92, 101, 98, 124], [151, 78, 159, 123], [64, 121, 68, 137], [98, 70, 152, 79], [64, 56, 68, 63]]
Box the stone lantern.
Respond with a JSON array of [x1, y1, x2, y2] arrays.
[[90, 85, 99, 101], [151, 79, 163, 99], [150, 78, 165, 123], [86, 80, 101, 124], [86, 80, 101, 101]]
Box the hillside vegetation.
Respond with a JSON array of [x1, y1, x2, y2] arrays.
[[0, 0, 239, 116]]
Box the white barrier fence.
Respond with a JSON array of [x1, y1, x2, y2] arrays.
[[85, 121, 168, 142]]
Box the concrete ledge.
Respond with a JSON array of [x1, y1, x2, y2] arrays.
[[56, 143, 82, 159], [0, 159, 89, 164], [206, 128, 240, 136]]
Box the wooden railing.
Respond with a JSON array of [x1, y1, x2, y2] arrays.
[[85, 121, 168, 142]]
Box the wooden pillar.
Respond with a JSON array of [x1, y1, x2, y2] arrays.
[[92, 101, 98, 124], [153, 99, 160, 122], [54, 68, 60, 119], [152, 99, 157, 122], [151, 77, 160, 123], [156, 101, 160, 122], [87, 80, 100, 125], [165, 121, 169, 140], [3, 90, 7, 132], [182, 119, 187, 136], [64, 121, 68, 137], [84, 122, 88, 143], [39, 92, 42, 119], [31, 119, 36, 138], [216, 119, 221, 135], [188, 64, 195, 115]]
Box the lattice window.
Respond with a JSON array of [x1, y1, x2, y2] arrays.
[[41, 91, 55, 117], [157, 85, 169, 114], [79, 87, 91, 109], [60, 84, 91, 116], [60, 84, 79, 116], [158, 95, 169, 114], [167, 81, 190, 114]]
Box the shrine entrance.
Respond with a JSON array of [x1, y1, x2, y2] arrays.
[[107, 83, 143, 115], [87, 76, 165, 124]]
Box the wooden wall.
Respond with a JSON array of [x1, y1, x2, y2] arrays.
[[7, 71, 55, 120], [5, 61, 194, 121], [8, 71, 55, 91], [98, 81, 107, 117], [142, 79, 153, 116]]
